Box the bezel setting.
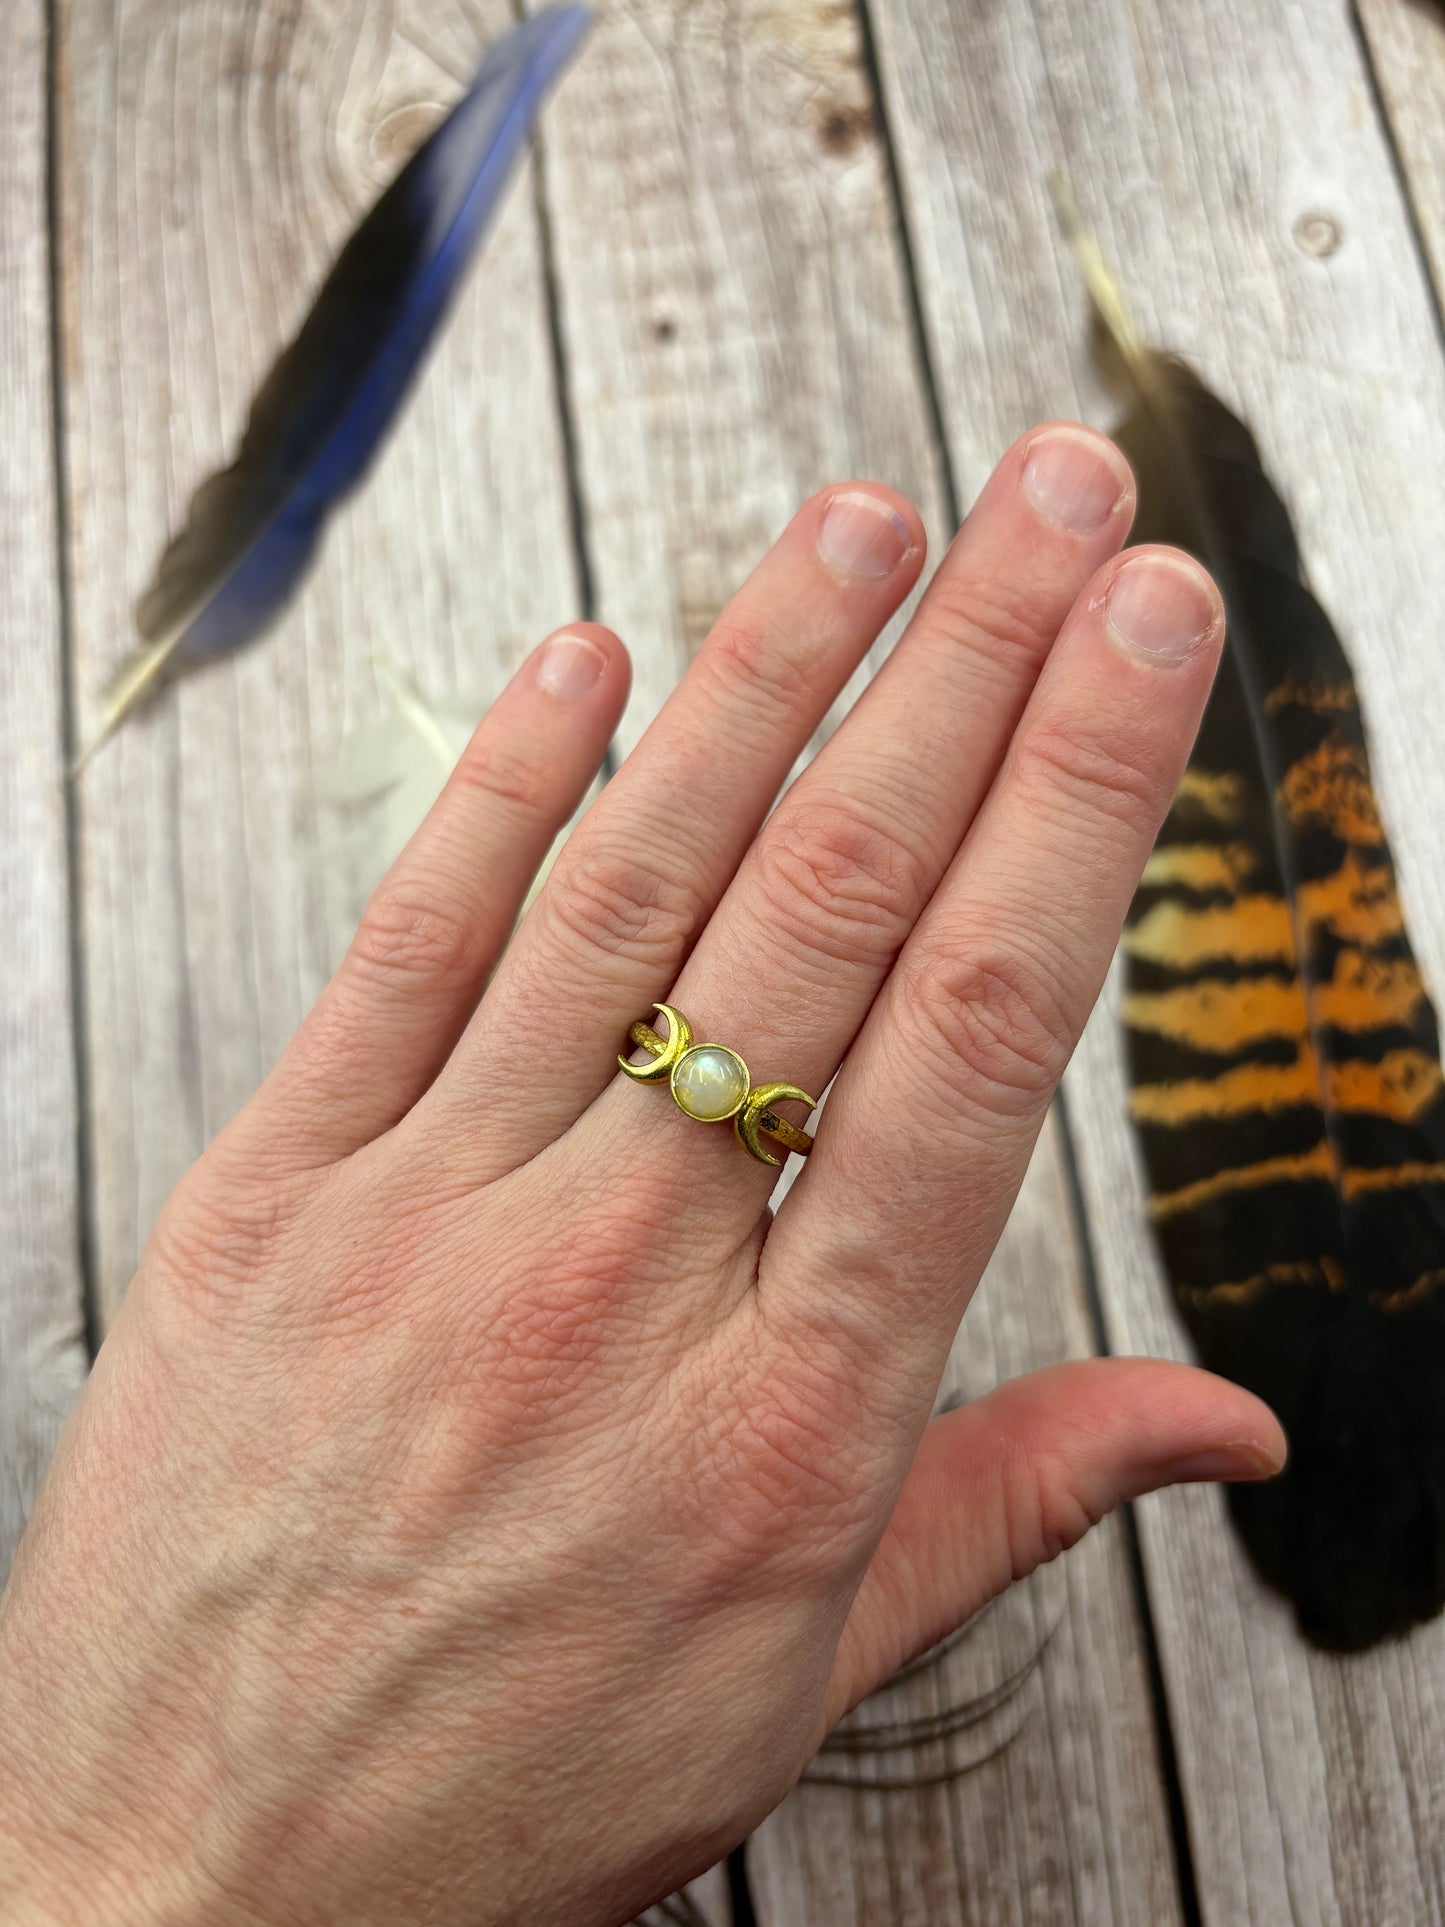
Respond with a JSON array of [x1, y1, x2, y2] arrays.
[[669, 1043, 751, 1123]]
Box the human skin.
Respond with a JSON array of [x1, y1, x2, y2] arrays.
[[0, 424, 1284, 1927]]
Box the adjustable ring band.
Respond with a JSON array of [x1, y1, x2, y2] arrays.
[[619, 1003, 816, 1168]]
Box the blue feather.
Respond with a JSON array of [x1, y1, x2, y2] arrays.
[[79, 6, 590, 769]]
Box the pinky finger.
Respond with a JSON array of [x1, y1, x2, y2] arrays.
[[237, 625, 630, 1169]]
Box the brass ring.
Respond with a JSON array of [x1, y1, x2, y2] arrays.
[[618, 1003, 816, 1168]]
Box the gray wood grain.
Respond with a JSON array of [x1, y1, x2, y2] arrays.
[[526, 0, 948, 749], [32, 0, 1444, 1915], [636, 1862, 731, 1927], [1358, 0, 1445, 309], [530, 3, 1181, 1917], [58, 0, 581, 1320], [0, 0, 88, 1583], [867, 0, 1445, 1917]]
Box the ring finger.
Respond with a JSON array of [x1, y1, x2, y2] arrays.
[[587, 423, 1136, 1224]]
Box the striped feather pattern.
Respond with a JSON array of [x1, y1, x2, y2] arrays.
[[1116, 363, 1445, 1648]]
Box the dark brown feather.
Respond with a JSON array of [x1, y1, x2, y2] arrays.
[[1114, 357, 1445, 1649], [1039, 166, 1445, 1649]]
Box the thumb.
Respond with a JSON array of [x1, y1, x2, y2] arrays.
[[826, 1357, 1285, 1724]]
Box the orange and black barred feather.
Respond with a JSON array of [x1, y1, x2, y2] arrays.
[[1115, 363, 1445, 1649]]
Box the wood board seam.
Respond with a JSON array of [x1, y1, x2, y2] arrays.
[[527, 81, 599, 624], [854, 0, 962, 531], [854, 0, 1201, 1896], [44, 0, 99, 1363], [1347, 0, 1445, 345]]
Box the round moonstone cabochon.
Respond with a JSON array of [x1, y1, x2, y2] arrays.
[[670, 1044, 750, 1122]]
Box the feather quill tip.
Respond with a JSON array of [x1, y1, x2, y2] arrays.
[[1047, 173, 1144, 380], [69, 629, 190, 776]]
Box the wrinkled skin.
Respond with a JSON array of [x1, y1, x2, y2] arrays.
[[0, 427, 1284, 1927]]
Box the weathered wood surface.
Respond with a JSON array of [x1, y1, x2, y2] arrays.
[[638, 1862, 730, 1927], [524, 0, 947, 749], [534, 4, 1180, 1919], [0, 0, 89, 1584], [59, 0, 581, 1321], [1, 0, 1442, 1917], [866, 0, 1445, 1918], [1358, 0, 1445, 311]]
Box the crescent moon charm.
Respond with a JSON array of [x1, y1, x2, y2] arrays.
[[618, 1002, 694, 1082], [621, 1005, 814, 1164], [735, 1082, 817, 1167]]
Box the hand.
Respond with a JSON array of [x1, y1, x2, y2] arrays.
[[0, 424, 1284, 1927]]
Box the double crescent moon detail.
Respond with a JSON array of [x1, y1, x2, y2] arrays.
[[735, 1082, 818, 1168], [617, 1002, 693, 1082]]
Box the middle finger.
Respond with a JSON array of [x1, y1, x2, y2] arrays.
[[591, 422, 1135, 1222], [422, 481, 926, 1166]]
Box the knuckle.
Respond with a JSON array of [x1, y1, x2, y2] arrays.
[[444, 1199, 662, 1433], [485, 1242, 632, 1389], [144, 1162, 312, 1313], [699, 1359, 876, 1580], [348, 889, 487, 993], [450, 736, 551, 816], [703, 609, 819, 720], [1001, 1441, 1100, 1581], [906, 940, 1073, 1116], [752, 796, 926, 969], [922, 571, 1053, 683], [1011, 722, 1162, 831], [544, 841, 706, 967]]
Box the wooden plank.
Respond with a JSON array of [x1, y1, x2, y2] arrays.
[[636, 1863, 731, 1926], [0, 1, 89, 1581], [1357, 0, 1445, 309], [526, 0, 948, 747], [529, 3, 1181, 1917], [866, 0, 1445, 1916], [58, 0, 582, 1320]]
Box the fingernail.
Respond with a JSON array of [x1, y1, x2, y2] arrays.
[[1106, 554, 1219, 661], [817, 491, 913, 580], [536, 633, 607, 699], [1165, 1439, 1286, 1485], [1020, 427, 1130, 535]]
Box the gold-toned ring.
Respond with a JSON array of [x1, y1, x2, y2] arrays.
[[618, 1003, 816, 1168]]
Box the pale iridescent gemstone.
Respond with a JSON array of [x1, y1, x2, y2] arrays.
[[671, 1045, 750, 1122]]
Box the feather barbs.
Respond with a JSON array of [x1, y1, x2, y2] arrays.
[[1057, 187, 1445, 1647], [72, 5, 592, 774]]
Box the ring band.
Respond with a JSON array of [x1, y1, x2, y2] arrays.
[[619, 1003, 816, 1167]]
